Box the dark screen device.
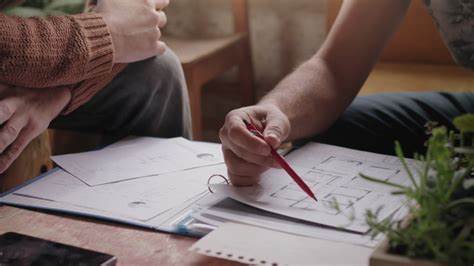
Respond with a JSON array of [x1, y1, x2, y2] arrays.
[[0, 232, 117, 266]]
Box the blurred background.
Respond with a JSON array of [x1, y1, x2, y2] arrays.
[[165, 0, 326, 140], [8, 0, 474, 141], [3, 0, 474, 190], [6, 0, 326, 141]]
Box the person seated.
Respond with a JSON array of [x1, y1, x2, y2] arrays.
[[219, 0, 474, 186], [0, 0, 192, 173]]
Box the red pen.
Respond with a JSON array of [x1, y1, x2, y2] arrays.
[[243, 119, 318, 202]]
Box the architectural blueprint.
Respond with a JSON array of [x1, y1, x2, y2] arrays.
[[5, 138, 227, 222], [52, 137, 224, 186], [213, 143, 417, 233]]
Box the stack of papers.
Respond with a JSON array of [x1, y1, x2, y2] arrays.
[[1, 137, 414, 265], [208, 143, 416, 233], [52, 137, 223, 186], [1, 137, 227, 227]]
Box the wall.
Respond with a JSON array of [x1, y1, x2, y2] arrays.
[[164, 0, 328, 140], [165, 0, 328, 95]]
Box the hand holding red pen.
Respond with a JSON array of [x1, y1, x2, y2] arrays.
[[219, 104, 291, 186], [243, 119, 318, 202]]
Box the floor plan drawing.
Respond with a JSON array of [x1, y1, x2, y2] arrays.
[[214, 143, 416, 233]]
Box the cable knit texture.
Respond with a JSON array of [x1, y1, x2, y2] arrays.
[[0, 1, 127, 113]]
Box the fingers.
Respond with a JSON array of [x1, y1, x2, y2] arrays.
[[263, 107, 291, 148], [153, 0, 170, 10], [155, 41, 167, 55], [0, 114, 26, 153], [156, 10, 167, 27], [0, 100, 15, 125], [220, 128, 275, 168], [220, 105, 291, 186], [223, 111, 270, 156], [228, 172, 261, 187], [223, 147, 268, 186], [0, 127, 34, 173], [150, 10, 166, 55], [221, 135, 276, 168]]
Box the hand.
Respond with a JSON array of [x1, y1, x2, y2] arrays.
[[219, 104, 291, 186], [0, 84, 71, 173], [96, 0, 169, 63]]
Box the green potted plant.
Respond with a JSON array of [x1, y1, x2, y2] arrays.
[[361, 114, 474, 266]]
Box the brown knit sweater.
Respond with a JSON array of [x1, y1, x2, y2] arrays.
[[0, 1, 126, 114]]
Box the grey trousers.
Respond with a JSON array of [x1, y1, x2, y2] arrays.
[[51, 49, 192, 143], [314, 92, 474, 157]]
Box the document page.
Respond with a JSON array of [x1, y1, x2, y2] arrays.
[[191, 197, 394, 247], [190, 222, 373, 265], [52, 137, 223, 186], [11, 164, 227, 222], [212, 143, 417, 233]]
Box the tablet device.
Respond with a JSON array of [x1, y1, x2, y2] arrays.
[[0, 232, 116, 266]]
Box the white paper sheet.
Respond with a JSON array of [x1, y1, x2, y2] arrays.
[[190, 197, 404, 248], [11, 163, 227, 221], [212, 143, 416, 233], [190, 222, 373, 265], [0, 182, 213, 232], [52, 137, 223, 186]]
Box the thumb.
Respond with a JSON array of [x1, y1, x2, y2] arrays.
[[263, 118, 287, 149]]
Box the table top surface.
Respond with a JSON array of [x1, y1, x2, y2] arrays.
[[0, 205, 238, 265]]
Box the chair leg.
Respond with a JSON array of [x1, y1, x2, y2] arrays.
[[238, 39, 255, 106], [186, 79, 204, 141]]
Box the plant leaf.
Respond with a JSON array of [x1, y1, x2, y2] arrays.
[[453, 113, 474, 133]]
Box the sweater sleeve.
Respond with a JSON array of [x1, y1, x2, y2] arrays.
[[0, 12, 114, 88], [62, 63, 127, 114]]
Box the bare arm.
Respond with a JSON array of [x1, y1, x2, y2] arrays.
[[260, 0, 411, 140], [219, 0, 411, 186]]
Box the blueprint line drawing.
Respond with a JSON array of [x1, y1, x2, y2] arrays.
[[215, 143, 416, 232]]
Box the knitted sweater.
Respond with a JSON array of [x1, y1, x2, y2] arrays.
[[0, 1, 126, 114]]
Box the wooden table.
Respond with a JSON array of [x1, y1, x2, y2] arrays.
[[0, 205, 238, 265]]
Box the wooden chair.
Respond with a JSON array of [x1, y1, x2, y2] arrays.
[[327, 0, 474, 94], [164, 0, 255, 140], [0, 132, 53, 193]]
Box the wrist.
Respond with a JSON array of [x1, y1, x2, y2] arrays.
[[257, 100, 282, 113]]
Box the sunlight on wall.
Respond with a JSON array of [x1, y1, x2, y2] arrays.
[[165, 0, 327, 96]]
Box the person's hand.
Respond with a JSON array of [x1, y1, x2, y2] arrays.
[[96, 0, 169, 63], [0, 84, 71, 173], [219, 104, 291, 186]]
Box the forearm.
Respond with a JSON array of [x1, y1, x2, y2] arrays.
[[0, 13, 114, 88], [259, 56, 347, 140], [260, 0, 411, 141]]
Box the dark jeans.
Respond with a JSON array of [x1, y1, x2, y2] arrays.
[[51, 48, 192, 143], [314, 92, 474, 157]]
